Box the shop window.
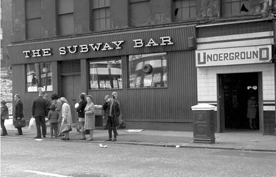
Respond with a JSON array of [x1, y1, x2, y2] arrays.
[[26, 63, 53, 92], [26, 0, 41, 39], [222, 0, 249, 17], [173, 0, 196, 21], [128, 53, 167, 88], [89, 59, 122, 89], [58, 0, 74, 36], [129, 0, 150, 27], [91, 0, 110, 31]]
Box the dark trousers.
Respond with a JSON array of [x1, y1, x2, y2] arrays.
[[107, 116, 117, 139], [17, 127, 22, 135], [50, 123, 58, 138], [1, 119, 7, 135], [35, 116, 46, 138]]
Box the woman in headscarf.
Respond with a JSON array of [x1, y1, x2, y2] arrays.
[[84, 95, 95, 141], [76, 93, 87, 140], [60, 97, 72, 140]]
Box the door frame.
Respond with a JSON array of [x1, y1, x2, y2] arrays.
[[217, 72, 263, 133]]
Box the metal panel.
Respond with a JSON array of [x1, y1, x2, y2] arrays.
[[88, 50, 197, 122], [8, 26, 196, 65]]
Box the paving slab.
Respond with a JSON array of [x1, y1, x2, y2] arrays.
[[1, 120, 276, 152]]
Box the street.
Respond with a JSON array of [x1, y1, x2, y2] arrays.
[[1, 137, 276, 177]]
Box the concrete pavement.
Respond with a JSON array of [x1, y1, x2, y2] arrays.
[[1, 120, 276, 152]]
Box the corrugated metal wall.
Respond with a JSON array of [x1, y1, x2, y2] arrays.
[[88, 50, 197, 123]]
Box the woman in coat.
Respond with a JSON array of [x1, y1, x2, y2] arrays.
[[247, 96, 258, 129], [60, 97, 72, 140], [1, 100, 9, 136], [84, 95, 95, 141], [76, 93, 87, 140]]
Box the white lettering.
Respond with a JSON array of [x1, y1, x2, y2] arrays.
[[32, 50, 41, 57], [89, 43, 102, 51], [59, 47, 66, 55], [42, 48, 52, 57], [112, 41, 124, 49], [23, 51, 31, 58], [101, 43, 113, 51], [133, 39, 143, 48], [160, 36, 174, 46], [79, 45, 89, 53], [67, 45, 78, 54], [145, 38, 159, 47]]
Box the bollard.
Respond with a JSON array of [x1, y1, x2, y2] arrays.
[[191, 104, 216, 144]]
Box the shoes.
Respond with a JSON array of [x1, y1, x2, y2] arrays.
[[87, 138, 93, 141], [34, 136, 42, 139], [249, 127, 254, 130], [80, 138, 86, 140], [1, 134, 7, 136], [106, 138, 112, 141], [112, 138, 117, 142], [15, 133, 23, 135], [43, 135, 46, 138], [61, 137, 70, 140]]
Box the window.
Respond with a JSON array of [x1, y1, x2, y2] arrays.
[[89, 59, 122, 89], [128, 53, 167, 88], [173, 0, 196, 21], [222, 0, 249, 17], [58, 0, 74, 35], [129, 0, 150, 27], [26, 62, 53, 92], [26, 0, 41, 39], [91, 0, 110, 31]]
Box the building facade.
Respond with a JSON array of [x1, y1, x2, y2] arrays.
[[7, 0, 276, 134]]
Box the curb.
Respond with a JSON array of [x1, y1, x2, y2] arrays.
[[2, 129, 276, 153]]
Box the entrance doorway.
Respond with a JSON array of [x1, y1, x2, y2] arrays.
[[218, 73, 260, 132], [61, 75, 81, 125], [60, 60, 82, 125]]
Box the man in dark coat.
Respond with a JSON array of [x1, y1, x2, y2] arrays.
[[32, 91, 48, 138], [103, 95, 120, 142], [14, 94, 24, 135]]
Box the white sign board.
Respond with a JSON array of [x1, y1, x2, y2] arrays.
[[196, 45, 272, 67]]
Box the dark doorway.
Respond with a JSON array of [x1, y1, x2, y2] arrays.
[[219, 73, 259, 131]]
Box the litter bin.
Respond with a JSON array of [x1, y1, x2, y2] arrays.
[[94, 105, 104, 127], [191, 104, 216, 144]]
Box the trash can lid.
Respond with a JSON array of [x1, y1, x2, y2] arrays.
[[191, 104, 216, 110]]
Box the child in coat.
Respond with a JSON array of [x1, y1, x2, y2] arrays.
[[47, 104, 60, 138]]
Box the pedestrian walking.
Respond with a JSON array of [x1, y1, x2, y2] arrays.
[[32, 91, 48, 138], [14, 94, 24, 135], [104, 95, 120, 142], [1, 100, 9, 136], [60, 97, 72, 140], [76, 93, 87, 140], [47, 104, 60, 138], [84, 95, 95, 141], [50, 93, 63, 136]]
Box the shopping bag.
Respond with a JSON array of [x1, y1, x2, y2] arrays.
[[13, 119, 26, 128], [60, 123, 72, 133], [118, 121, 126, 129], [28, 117, 36, 129]]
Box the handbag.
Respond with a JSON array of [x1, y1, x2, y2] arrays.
[[60, 123, 72, 133], [13, 119, 26, 128]]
